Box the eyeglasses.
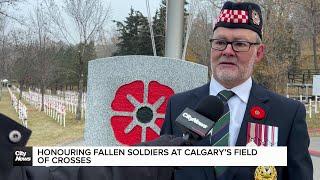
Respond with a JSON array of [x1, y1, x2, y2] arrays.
[[209, 39, 260, 52]]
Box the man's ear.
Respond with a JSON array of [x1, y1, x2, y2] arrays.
[[255, 44, 265, 63]]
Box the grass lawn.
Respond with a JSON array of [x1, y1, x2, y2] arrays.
[[0, 88, 84, 146], [307, 115, 320, 137]]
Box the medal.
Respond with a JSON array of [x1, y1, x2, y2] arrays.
[[254, 166, 277, 180], [247, 122, 278, 147], [246, 138, 257, 147], [247, 122, 257, 146]]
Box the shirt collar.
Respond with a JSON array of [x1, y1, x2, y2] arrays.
[[209, 76, 252, 103]]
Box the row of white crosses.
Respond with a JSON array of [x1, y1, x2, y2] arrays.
[[304, 96, 320, 119], [8, 87, 28, 128], [12, 85, 19, 93], [288, 94, 320, 119], [21, 89, 66, 127], [56, 90, 86, 116]]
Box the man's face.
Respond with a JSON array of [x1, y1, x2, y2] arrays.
[[210, 27, 265, 88]]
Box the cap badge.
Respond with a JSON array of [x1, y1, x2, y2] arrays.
[[252, 10, 260, 26]]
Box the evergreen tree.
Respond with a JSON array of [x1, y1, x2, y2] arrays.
[[152, 0, 166, 56], [152, 0, 188, 57], [113, 1, 188, 57], [82, 41, 96, 88], [54, 41, 96, 90], [113, 8, 153, 56], [56, 45, 78, 88]]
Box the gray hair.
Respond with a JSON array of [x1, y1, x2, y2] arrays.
[[256, 33, 262, 44]]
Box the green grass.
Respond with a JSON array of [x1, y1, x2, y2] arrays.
[[307, 116, 320, 128], [0, 89, 84, 146]]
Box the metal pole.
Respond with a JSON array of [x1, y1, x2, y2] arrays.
[[0, 83, 2, 101], [165, 0, 185, 59], [315, 95, 318, 113], [146, 0, 157, 56]]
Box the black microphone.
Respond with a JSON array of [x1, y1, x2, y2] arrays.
[[175, 95, 224, 142]]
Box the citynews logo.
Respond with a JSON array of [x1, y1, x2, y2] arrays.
[[182, 113, 208, 129], [13, 147, 33, 166]]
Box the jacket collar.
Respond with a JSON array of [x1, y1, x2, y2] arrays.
[[192, 82, 210, 99]]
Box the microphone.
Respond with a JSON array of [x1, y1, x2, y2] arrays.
[[175, 95, 224, 142]]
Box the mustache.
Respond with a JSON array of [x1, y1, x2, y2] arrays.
[[218, 57, 238, 64]]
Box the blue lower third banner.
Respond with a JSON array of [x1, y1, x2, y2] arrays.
[[12, 146, 287, 166]]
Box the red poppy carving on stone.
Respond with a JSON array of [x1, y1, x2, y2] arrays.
[[250, 106, 265, 120], [110, 80, 174, 146]]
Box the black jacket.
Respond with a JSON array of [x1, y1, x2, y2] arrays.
[[160, 82, 313, 180]]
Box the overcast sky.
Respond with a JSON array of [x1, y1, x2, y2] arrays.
[[109, 0, 162, 22], [5, 0, 161, 43], [8, 0, 162, 27]]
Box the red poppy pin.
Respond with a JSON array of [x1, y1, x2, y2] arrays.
[[250, 106, 265, 120]]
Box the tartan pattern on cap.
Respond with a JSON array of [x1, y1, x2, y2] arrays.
[[217, 9, 249, 24]]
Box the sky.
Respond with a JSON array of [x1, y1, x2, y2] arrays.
[[5, 0, 162, 43], [8, 0, 162, 28], [108, 0, 162, 22]]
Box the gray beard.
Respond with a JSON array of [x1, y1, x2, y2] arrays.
[[212, 57, 255, 87]]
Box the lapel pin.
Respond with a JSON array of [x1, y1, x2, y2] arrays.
[[250, 106, 265, 120]]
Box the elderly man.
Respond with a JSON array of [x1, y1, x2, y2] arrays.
[[161, 1, 313, 180]]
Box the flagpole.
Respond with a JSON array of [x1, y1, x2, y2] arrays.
[[165, 0, 185, 59]]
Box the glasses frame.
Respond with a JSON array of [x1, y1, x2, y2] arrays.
[[209, 38, 260, 52]]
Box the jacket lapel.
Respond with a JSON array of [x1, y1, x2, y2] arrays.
[[227, 82, 270, 179], [236, 81, 270, 146], [192, 82, 210, 100]]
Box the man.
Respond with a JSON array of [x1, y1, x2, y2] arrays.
[[161, 1, 313, 180]]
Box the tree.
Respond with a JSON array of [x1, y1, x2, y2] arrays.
[[95, 28, 117, 58], [152, 0, 167, 56], [185, 0, 217, 67], [114, 0, 189, 57], [0, 0, 22, 82], [289, 0, 320, 71], [186, 16, 212, 67], [0, 17, 9, 79], [78, 41, 96, 90], [11, 30, 36, 99], [45, 0, 110, 120], [54, 44, 79, 90], [30, 3, 59, 111], [0, 0, 20, 20], [250, 0, 301, 93], [113, 8, 153, 56]]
